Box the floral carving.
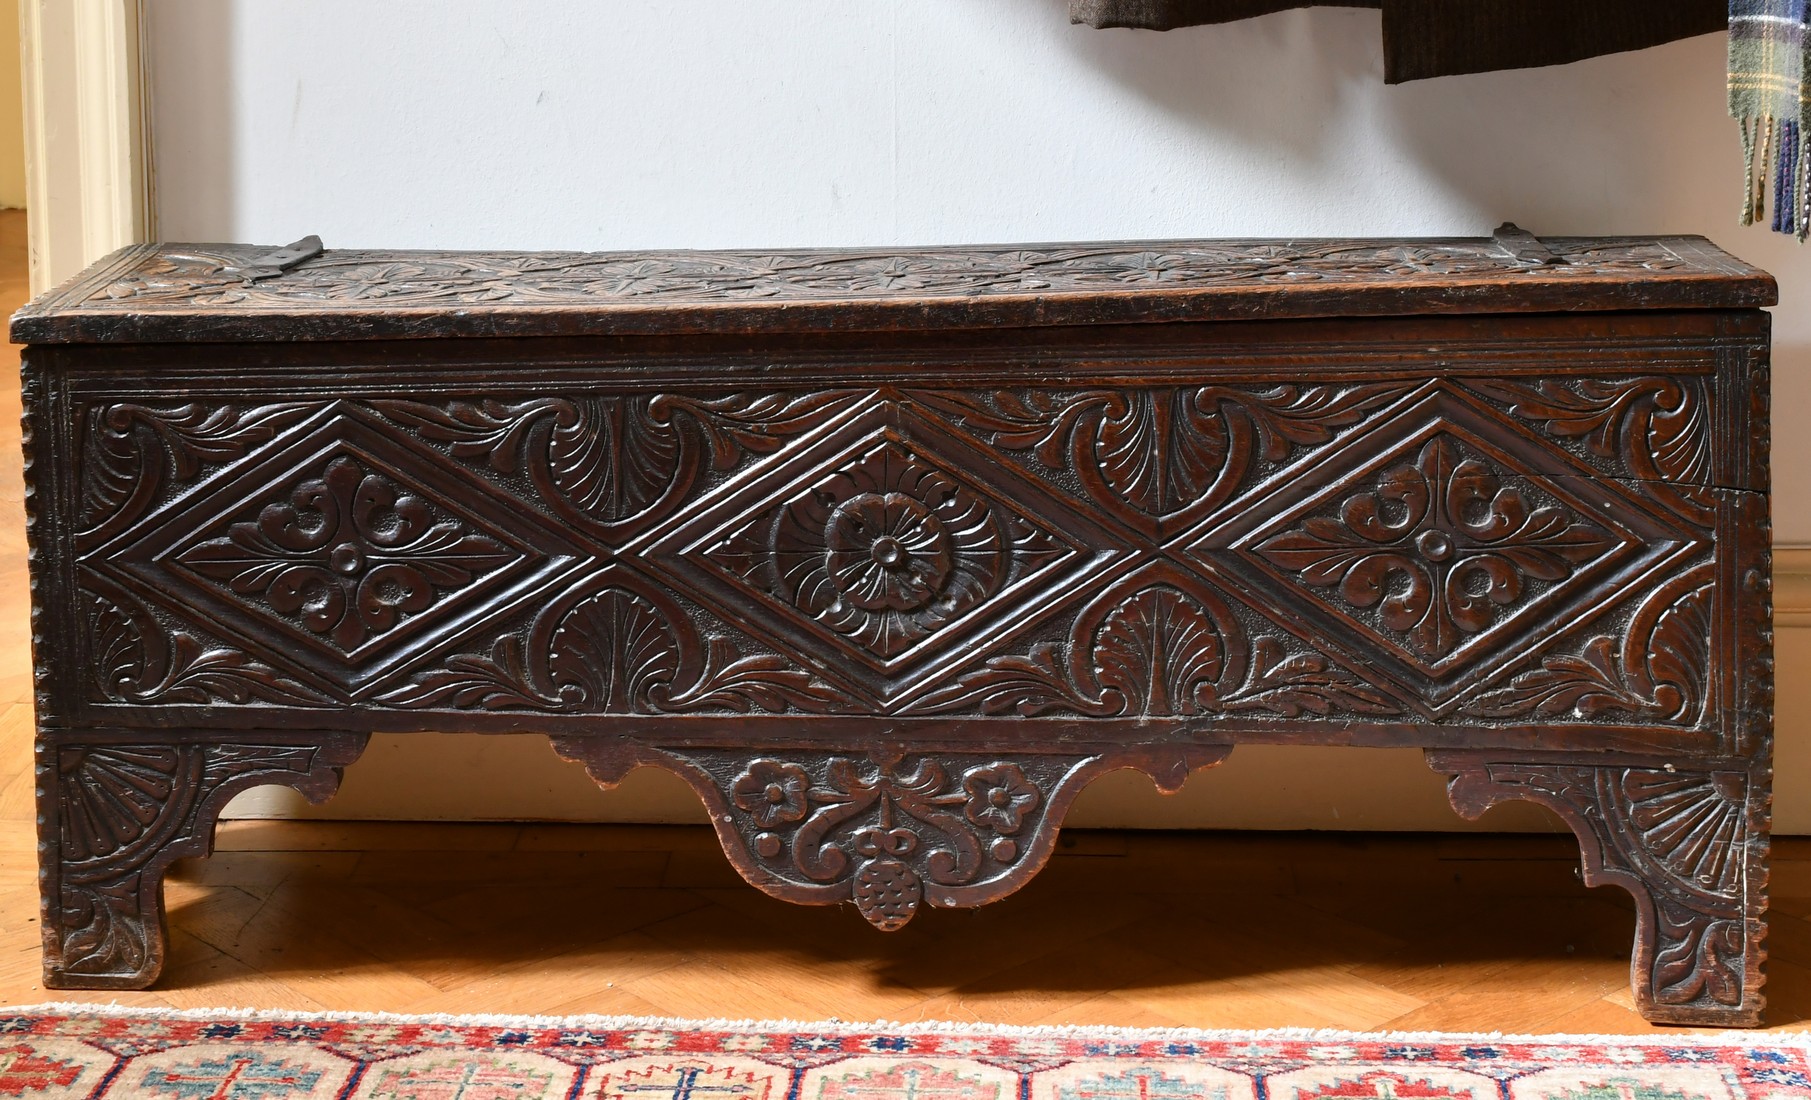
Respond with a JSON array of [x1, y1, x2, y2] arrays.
[[176, 455, 517, 653], [65, 239, 1697, 318], [88, 589, 331, 707], [376, 581, 855, 714], [718, 756, 1051, 929], [731, 760, 811, 827], [912, 572, 1398, 719], [371, 392, 864, 536], [712, 440, 1066, 662], [916, 385, 1409, 528], [1257, 435, 1616, 662], [961, 765, 1040, 833], [1459, 567, 1711, 722]]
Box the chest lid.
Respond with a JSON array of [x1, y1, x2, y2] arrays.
[[10, 225, 1776, 345]]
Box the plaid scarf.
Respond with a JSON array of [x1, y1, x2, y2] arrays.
[[1731, 0, 1811, 238]]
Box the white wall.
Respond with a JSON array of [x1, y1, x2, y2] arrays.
[[146, 1, 1811, 833]]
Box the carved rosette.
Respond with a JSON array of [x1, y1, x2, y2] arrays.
[[42, 735, 367, 988], [1430, 754, 1769, 1025], [714, 439, 1065, 663], [549, 745, 1230, 930]]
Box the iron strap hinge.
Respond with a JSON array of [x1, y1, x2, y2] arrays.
[[1492, 222, 1567, 267], [231, 235, 325, 283]]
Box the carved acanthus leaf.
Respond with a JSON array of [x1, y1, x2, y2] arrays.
[[1459, 571, 1711, 722], [79, 402, 317, 543], [89, 591, 331, 707], [371, 392, 865, 532], [910, 576, 1399, 719], [1466, 377, 1715, 524], [375, 583, 854, 714], [916, 384, 1408, 524]]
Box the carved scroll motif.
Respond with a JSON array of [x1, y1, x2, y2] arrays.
[[77, 402, 319, 547], [1432, 755, 1766, 1024], [914, 385, 1410, 530], [377, 576, 855, 714], [1256, 435, 1617, 662], [911, 566, 1399, 718], [550, 745, 1231, 931], [46, 736, 366, 987], [370, 392, 866, 537], [176, 455, 518, 654], [1465, 377, 1716, 526], [87, 586, 331, 707], [1459, 565, 1713, 723]]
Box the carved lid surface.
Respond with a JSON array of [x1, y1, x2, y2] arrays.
[[11, 233, 1776, 344]]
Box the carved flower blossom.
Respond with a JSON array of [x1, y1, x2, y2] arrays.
[[731, 760, 811, 827], [825, 492, 952, 613], [962, 764, 1041, 834]]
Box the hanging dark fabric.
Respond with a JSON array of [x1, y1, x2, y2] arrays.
[[1070, 0, 1810, 239], [1069, 0, 1727, 82]]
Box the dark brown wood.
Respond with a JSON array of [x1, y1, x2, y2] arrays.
[[13, 231, 1775, 1026], [8, 235, 1776, 345]]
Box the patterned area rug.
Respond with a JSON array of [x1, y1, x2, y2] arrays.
[[0, 1006, 1808, 1100]]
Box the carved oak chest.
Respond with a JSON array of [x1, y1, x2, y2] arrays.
[[12, 228, 1775, 1025]]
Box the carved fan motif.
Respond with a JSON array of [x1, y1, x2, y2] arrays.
[[1622, 770, 1749, 900], [57, 749, 184, 862]]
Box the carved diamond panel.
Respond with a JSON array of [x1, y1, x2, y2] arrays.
[[637, 401, 1131, 706], [1185, 387, 1705, 711], [95, 403, 595, 696]]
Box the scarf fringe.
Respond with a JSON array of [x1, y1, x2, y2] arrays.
[[1743, 113, 1811, 241]]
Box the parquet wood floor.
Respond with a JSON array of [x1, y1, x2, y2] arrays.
[[2, 211, 1806, 1033]]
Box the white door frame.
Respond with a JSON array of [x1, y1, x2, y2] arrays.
[[18, 0, 153, 296]]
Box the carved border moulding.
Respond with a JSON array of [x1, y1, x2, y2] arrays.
[[368, 391, 869, 541], [1186, 385, 1707, 716], [550, 740, 1230, 930], [910, 562, 1401, 719], [911, 384, 1416, 537], [39, 733, 368, 988], [636, 399, 1134, 709], [85, 402, 597, 700], [1428, 753, 1769, 1026]]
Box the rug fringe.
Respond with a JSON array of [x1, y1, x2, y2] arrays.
[[3, 1002, 1807, 1046]]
